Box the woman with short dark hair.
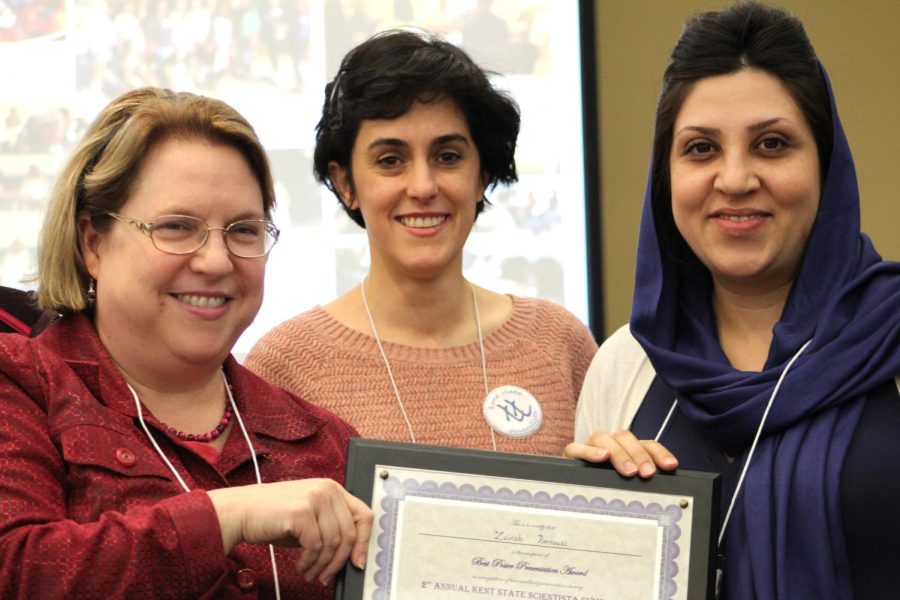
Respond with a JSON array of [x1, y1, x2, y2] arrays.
[[247, 30, 597, 456]]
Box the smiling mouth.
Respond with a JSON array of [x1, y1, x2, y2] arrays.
[[398, 215, 447, 228], [714, 214, 768, 223], [175, 294, 227, 308]]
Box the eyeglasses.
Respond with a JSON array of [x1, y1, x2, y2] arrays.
[[106, 212, 280, 258]]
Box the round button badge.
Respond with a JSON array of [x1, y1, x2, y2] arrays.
[[482, 385, 543, 438]]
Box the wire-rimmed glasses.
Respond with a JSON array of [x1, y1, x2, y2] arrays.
[[106, 212, 280, 258]]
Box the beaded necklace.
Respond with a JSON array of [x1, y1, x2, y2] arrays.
[[160, 399, 233, 442]]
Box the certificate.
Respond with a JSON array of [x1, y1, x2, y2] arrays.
[[338, 439, 720, 600]]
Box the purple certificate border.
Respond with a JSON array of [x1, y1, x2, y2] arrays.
[[370, 475, 685, 600]]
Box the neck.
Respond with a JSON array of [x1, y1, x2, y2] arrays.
[[110, 351, 227, 424], [362, 269, 477, 347], [713, 279, 793, 371]]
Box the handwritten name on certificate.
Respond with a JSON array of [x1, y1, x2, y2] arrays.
[[362, 466, 694, 600]]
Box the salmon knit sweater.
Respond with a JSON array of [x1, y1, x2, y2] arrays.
[[245, 296, 598, 456]]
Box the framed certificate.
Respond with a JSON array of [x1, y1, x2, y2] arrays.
[[338, 438, 720, 600]]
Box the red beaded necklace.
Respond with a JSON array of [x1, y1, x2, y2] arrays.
[[161, 395, 234, 443]]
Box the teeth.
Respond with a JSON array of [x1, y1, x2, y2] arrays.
[[177, 294, 226, 308], [400, 215, 446, 228], [723, 215, 757, 222]]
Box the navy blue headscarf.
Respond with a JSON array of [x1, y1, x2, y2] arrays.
[[630, 68, 900, 598]]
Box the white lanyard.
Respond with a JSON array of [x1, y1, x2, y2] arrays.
[[129, 370, 282, 599], [654, 338, 812, 598], [361, 279, 498, 450]]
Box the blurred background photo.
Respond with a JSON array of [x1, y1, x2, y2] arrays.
[[0, 0, 594, 357]]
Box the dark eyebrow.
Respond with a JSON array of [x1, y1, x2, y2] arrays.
[[367, 138, 407, 152], [366, 133, 471, 152], [747, 118, 785, 132], [433, 133, 471, 147], [675, 118, 789, 138], [676, 125, 719, 137]]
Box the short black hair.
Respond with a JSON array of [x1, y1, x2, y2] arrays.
[[313, 29, 521, 228], [651, 1, 832, 264]]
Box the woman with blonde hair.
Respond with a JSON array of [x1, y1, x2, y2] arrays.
[[0, 87, 371, 598]]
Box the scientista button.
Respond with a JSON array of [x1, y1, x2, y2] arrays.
[[482, 385, 543, 438]]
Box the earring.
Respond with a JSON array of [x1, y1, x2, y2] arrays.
[[87, 278, 96, 303]]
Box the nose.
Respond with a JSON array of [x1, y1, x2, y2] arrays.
[[406, 160, 439, 201], [190, 229, 234, 275], [714, 152, 760, 197]]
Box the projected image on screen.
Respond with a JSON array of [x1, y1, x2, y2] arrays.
[[0, 0, 589, 356]]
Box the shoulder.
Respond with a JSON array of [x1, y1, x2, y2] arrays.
[[512, 296, 596, 342], [246, 304, 380, 360], [245, 306, 333, 371], [227, 359, 358, 439], [252, 306, 331, 346], [486, 296, 597, 368], [596, 324, 647, 362], [0, 319, 90, 414], [0, 315, 73, 376], [585, 324, 655, 393], [0, 330, 40, 378]]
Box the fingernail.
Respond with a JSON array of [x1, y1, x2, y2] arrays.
[[355, 554, 367, 570], [663, 456, 678, 468], [320, 576, 332, 586], [623, 460, 638, 476], [639, 462, 656, 477]]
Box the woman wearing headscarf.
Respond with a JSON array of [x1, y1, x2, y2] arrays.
[[566, 3, 900, 598]]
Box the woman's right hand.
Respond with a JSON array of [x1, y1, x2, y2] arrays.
[[208, 478, 373, 586], [564, 430, 678, 479]]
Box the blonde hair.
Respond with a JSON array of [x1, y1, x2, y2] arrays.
[[36, 87, 276, 312]]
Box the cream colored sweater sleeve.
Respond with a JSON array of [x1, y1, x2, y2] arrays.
[[574, 324, 657, 443]]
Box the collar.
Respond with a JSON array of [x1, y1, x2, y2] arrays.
[[37, 313, 326, 446]]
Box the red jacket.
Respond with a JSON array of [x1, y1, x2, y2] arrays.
[[0, 313, 357, 599]]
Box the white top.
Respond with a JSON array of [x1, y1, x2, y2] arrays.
[[574, 324, 657, 443]]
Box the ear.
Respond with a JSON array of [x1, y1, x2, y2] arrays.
[[78, 215, 103, 279], [328, 161, 357, 210], [478, 172, 489, 203]]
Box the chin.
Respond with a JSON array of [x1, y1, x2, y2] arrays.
[[177, 348, 232, 367], [705, 252, 767, 276], [175, 334, 237, 365]]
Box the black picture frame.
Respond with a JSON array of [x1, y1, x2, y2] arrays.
[[338, 438, 720, 600]]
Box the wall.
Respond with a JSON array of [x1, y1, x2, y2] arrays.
[[595, 0, 900, 337]]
